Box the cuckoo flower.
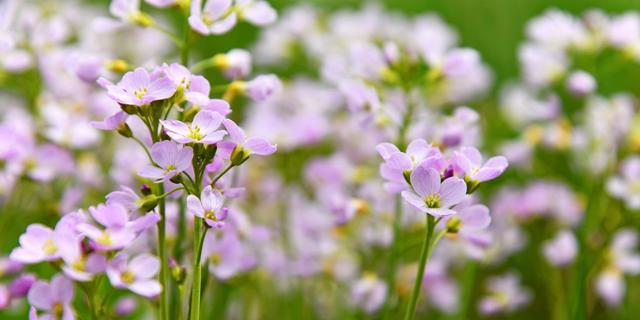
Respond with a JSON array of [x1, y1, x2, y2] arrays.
[[446, 200, 492, 248], [161, 110, 227, 145], [213, 49, 252, 80], [542, 230, 577, 266], [236, 0, 277, 26], [596, 229, 640, 306], [478, 273, 531, 315], [189, 0, 237, 35], [607, 156, 640, 210], [138, 141, 193, 182], [377, 139, 445, 193], [450, 147, 508, 185], [76, 204, 146, 251], [10, 224, 75, 264], [160, 63, 210, 103], [401, 165, 467, 217], [187, 186, 228, 228], [27, 275, 75, 320], [60, 241, 107, 282], [97, 67, 176, 106], [245, 74, 282, 102], [107, 253, 162, 297], [90, 111, 128, 131], [350, 273, 387, 314], [221, 119, 276, 164]]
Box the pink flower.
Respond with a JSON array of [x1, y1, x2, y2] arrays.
[[542, 230, 577, 266], [107, 253, 162, 297], [187, 186, 228, 228], [236, 0, 277, 26], [401, 165, 467, 217], [246, 74, 281, 101], [138, 141, 194, 182], [450, 147, 508, 183], [188, 0, 237, 35], [27, 274, 75, 320], [97, 68, 177, 106], [10, 224, 75, 264], [221, 118, 277, 162], [161, 110, 227, 145]]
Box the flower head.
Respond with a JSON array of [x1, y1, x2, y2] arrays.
[[98, 67, 176, 106], [28, 275, 75, 320], [107, 253, 162, 297], [189, 0, 237, 35], [187, 186, 228, 228], [138, 141, 193, 182], [161, 110, 227, 145], [401, 165, 467, 217]]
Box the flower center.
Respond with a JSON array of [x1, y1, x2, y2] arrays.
[[445, 216, 462, 233], [424, 193, 441, 208], [164, 164, 177, 174], [52, 303, 64, 318], [202, 13, 214, 26], [72, 258, 86, 272], [204, 209, 217, 221], [188, 125, 204, 141], [97, 231, 113, 246], [133, 87, 148, 99], [121, 270, 135, 284], [42, 239, 58, 255], [210, 253, 221, 265]]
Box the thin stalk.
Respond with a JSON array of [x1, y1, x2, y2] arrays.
[[211, 164, 234, 186], [189, 221, 207, 320], [404, 215, 436, 320], [158, 183, 169, 320], [132, 136, 153, 163]]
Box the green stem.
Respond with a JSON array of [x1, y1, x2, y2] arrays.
[[211, 164, 234, 186], [382, 196, 403, 318], [190, 58, 213, 73], [132, 136, 153, 164], [189, 220, 207, 320], [158, 184, 169, 320], [404, 215, 437, 320]]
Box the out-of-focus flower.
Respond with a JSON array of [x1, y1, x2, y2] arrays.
[[236, 0, 277, 26], [350, 272, 387, 314], [245, 74, 282, 102], [566, 70, 596, 96], [401, 165, 467, 217], [189, 0, 237, 35], [607, 156, 640, 210], [446, 200, 492, 248], [478, 273, 531, 315], [107, 253, 162, 297], [213, 49, 252, 80], [27, 275, 75, 320], [596, 229, 640, 306], [542, 230, 578, 266]]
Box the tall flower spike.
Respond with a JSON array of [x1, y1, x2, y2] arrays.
[[161, 110, 227, 145]]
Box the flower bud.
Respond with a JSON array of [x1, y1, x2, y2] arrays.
[[140, 184, 152, 196], [117, 123, 133, 138], [137, 195, 159, 212], [445, 216, 462, 234], [230, 145, 250, 166], [170, 174, 183, 184], [130, 12, 155, 27], [9, 274, 36, 298], [105, 59, 129, 73], [464, 176, 480, 194], [171, 264, 187, 284]]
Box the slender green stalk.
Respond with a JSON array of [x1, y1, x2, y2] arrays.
[[211, 164, 234, 186], [158, 183, 169, 320], [404, 215, 436, 320], [189, 221, 207, 320]]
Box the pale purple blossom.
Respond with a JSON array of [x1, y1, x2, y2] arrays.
[[97, 67, 177, 106], [90, 111, 129, 131], [107, 253, 162, 297], [478, 273, 531, 315], [221, 118, 277, 158], [187, 186, 228, 228], [596, 229, 640, 306], [542, 230, 577, 266], [245, 74, 281, 102], [566, 70, 596, 96], [236, 0, 277, 26], [161, 110, 227, 144], [401, 165, 467, 217], [350, 273, 387, 314], [27, 275, 75, 320], [450, 147, 508, 183], [138, 141, 194, 182], [189, 0, 237, 35], [447, 200, 492, 248]]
